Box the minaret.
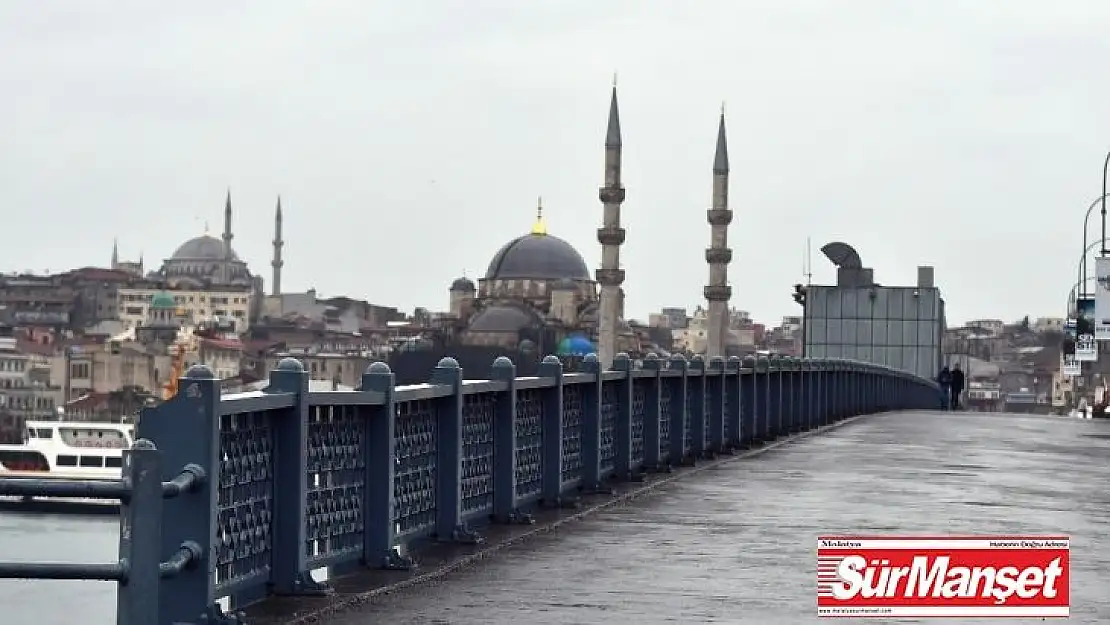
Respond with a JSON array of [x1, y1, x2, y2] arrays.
[[222, 189, 234, 284], [704, 106, 733, 359], [595, 79, 626, 368], [271, 196, 284, 296], [111, 238, 119, 269]]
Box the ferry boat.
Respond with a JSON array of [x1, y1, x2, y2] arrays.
[[0, 420, 134, 480]]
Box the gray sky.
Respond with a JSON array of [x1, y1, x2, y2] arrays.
[[2, 0, 1107, 326]]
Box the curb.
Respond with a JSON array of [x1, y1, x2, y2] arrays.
[[280, 413, 870, 624]]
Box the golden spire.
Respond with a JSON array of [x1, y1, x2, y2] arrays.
[[203, 220, 210, 235], [531, 196, 547, 235]]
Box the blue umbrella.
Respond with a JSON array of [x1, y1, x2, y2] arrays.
[[557, 335, 595, 356]]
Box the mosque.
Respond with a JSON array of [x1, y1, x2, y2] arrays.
[[444, 198, 637, 356], [416, 82, 736, 372], [112, 192, 261, 290], [110, 191, 282, 330]]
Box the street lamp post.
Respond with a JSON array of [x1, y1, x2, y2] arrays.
[[1076, 237, 1110, 306], [1080, 193, 1110, 298], [1102, 151, 1110, 256]]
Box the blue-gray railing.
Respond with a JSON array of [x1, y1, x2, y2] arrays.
[[0, 440, 207, 625], [5, 351, 939, 624]]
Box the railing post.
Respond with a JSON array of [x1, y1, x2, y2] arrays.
[[116, 438, 165, 625], [362, 362, 410, 569], [430, 358, 475, 543], [578, 354, 605, 492], [771, 355, 786, 437], [812, 359, 823, 427], [886, 370, 893, 411], [813, 359, 822, 428], [489, 356, 521, 520], [868, 365, 875, 413], [724, 356, 742, 449], [671, 354, 693, 463], [741, 356, 757, 446], [797, 359, 808, 430], [852, 362, 861, 416], [794, 358, 805, 431], [679, 357, 705, 459], [840, 361, 849, 419], [857, 364, 864, 414], [611, 353, 635, 481], [855, 363, 863, 414], [490, 357, 528, 523], [884, 370, 892, 411], [785, 359, 794, 432], [700, 356, 722, 455], [797, 358, 808, 430], [538, 355, 567, 506], [137, 364, 221, 625], [755, 355, 771, 441], [641, 354, 664, 470], [266, 358, 327, 595], [824, 360, 833, 422]]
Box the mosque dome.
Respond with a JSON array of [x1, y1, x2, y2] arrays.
[[450, 277, 476, 292], [150, 292, 176, 310], [171, 235, 238, 261], [483, 199, 591, 282], [484, 234, 590, 281], [467, 305, 542, 333]]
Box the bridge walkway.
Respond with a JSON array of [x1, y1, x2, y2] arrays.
[[302, 411, 1110, 624]]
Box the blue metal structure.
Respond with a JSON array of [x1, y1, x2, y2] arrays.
[[0, 440, 206, 625], [0, 352, 938, 624]]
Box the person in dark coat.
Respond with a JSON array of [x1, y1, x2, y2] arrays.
[[937, 366, 952, 410], [950, 364, 965, 410]]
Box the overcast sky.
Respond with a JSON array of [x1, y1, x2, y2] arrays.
[[2, 0, 1107, 327]]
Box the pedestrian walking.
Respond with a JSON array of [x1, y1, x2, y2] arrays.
[[950, 364, 965, 411], [937, 365, 952, 410]]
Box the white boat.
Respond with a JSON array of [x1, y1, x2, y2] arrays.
[[0, 420, 134, 481]]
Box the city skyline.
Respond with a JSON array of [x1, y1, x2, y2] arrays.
[[2, 1, 1106, 325]]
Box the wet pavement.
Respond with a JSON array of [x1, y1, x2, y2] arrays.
[[306, 411, 1110, 624]]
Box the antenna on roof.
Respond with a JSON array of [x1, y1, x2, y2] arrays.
[[804, 236, 813, 286]]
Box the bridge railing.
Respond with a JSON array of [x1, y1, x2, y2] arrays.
[[129, 351, 937, 624], [0, 440, 206, 625]]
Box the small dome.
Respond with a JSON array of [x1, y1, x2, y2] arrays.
[[467, 305, 542, 333], [150, 292, 176, 310], [171, 235, 238, 261], [450, 277, 476, 292], [484, 233, 590, 281]]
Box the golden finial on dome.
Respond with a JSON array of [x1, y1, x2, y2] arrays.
[[531, 196, 547, 235], [203, 220, 210, 235]]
